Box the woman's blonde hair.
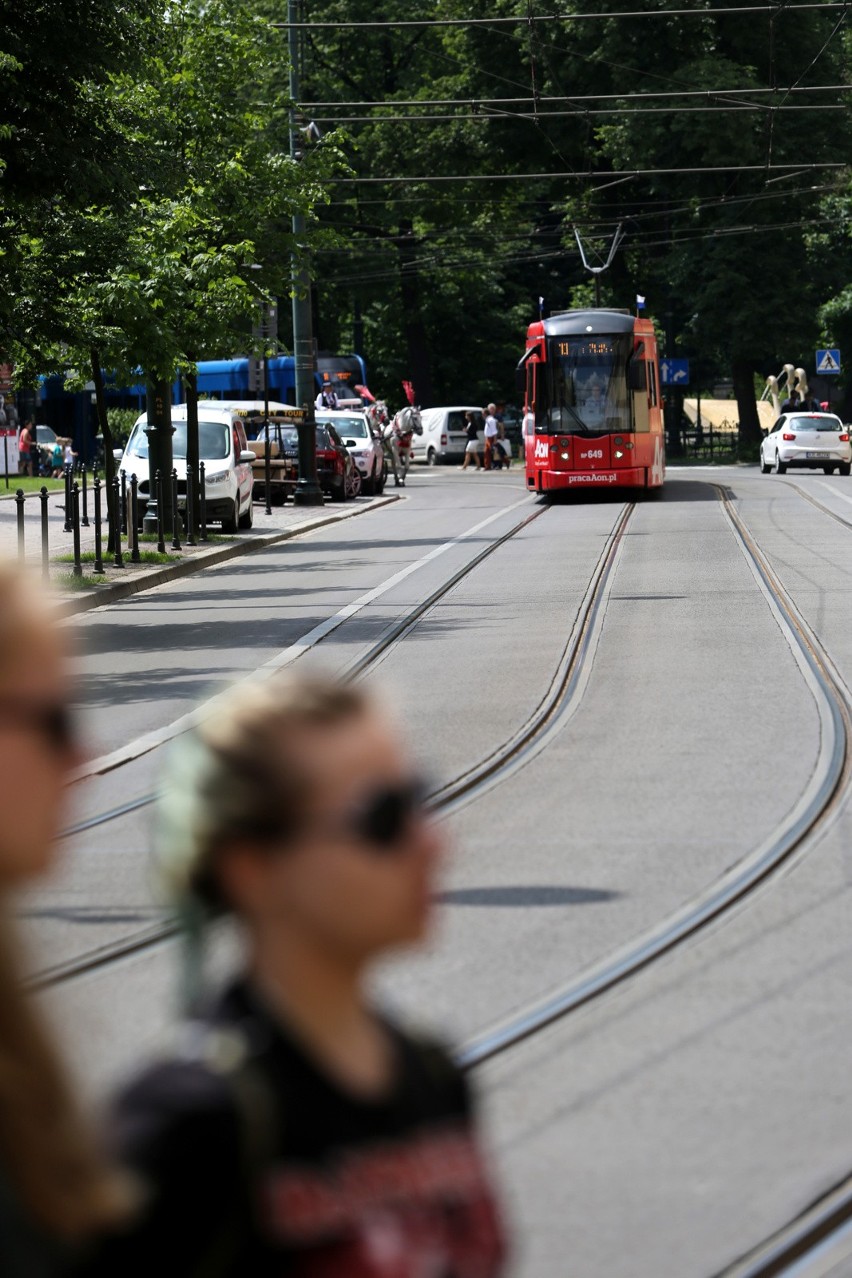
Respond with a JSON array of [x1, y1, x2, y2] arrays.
[[0, 563, 129, 1241], [157, 673, 369, 914]]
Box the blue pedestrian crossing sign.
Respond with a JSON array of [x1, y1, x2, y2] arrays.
[[660, 358, 690, 386], [816, 348, 841, 375]]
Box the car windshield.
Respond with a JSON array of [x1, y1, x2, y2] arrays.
[[36, 426, 57, 444], [315, 426, 331, 448], [788, 415, 844, 432], [126, 419, 230, 460], [321, 416, 369, 439]]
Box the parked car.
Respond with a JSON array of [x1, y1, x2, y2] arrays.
[[410, 407, 484, 465], [316, 422, 361, 500], [760, 412, 852, 475], [117, 404, 256, 531], [317, 410, 386, 494]]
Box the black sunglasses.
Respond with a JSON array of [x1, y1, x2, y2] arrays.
[[343, 779, 431, 852], [0, 701, 76, 753]]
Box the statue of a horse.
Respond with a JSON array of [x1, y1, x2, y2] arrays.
[[382, 405, 422, 486]]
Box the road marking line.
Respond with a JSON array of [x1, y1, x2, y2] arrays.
[[72, 496, 533, 781], [816, 479, 852, 509]]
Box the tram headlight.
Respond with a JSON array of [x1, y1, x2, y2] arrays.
[[614, 450, 624, 459], [560, 451, 570, 460]]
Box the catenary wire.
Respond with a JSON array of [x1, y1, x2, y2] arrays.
[[277, 4, 849, 28], [329, 163, 844, 184], [302, 84, 852, 107]]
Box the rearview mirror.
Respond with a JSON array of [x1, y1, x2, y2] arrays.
[[113, 449, 123, 461], [628, 361, 648, 391], [345, 438, 357, 447], [239, 450, 256, 463]]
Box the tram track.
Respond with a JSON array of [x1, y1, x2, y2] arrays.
[[32, 497, 635, 990], [455, 485, 851, 1070]]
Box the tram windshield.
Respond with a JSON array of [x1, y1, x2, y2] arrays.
[[540, 333, 632, 435]]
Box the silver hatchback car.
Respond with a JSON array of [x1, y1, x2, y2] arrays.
[[760, 412, 852, 476]]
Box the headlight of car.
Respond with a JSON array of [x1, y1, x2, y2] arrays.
[[204, 469, 230, 485]]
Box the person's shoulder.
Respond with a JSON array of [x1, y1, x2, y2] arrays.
[[390, 1023, 470, 1112], [112, 1042, 244, 1173]]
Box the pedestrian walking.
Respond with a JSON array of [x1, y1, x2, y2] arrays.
[[17, 421, 33, 477], [0, 563, 130, 1277], [461, 411, 481, 470], [483, 403, 499, 471], [91, 674, 507, 1277]]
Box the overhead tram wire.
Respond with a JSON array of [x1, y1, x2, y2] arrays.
[[329, 163, 844, 184], [312, 104, 845, 123], [276, 3, 848, 28], [301, 84, 852, 109]]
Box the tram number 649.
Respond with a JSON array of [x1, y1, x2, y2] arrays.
[[582, 449, 604, 460]]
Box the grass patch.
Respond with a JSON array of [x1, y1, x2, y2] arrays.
[[137, 531, 232, 544], [56, 549, 175, 566], [53, 571, 103, 591], [0, 477, 65, 495]]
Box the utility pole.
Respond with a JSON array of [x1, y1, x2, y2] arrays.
[[289, 0, 323, 506]]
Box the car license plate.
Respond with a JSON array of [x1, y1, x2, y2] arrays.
[[806, 451, 830, 459]]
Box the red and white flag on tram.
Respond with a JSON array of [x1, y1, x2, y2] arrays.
[[402, 380, 416, 406]]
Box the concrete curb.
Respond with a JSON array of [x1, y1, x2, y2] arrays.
[[54, 493, 401, 618]]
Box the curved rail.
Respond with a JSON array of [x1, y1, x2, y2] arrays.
[[457, 485, 850, 1068], [715, 1171, 852, 1276], [33, 500, 635, 989]]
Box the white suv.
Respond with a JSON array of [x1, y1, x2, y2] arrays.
[[118, 404, 256, 531], [317, 410, 386, 495]]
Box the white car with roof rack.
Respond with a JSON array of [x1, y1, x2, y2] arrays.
[[117, 400, 266, 532]]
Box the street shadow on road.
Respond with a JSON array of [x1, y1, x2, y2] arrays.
[[437, 885, 621, 907], [539, 478, 719, 505]]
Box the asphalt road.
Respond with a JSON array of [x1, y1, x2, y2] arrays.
[[18, 463, 852, 1276]]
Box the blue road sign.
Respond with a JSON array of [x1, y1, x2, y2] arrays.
[[816, 348, 841, 375], [660, 358, 690, 386]]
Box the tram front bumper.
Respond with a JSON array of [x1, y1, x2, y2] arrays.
[[529, 466, 648, 491]]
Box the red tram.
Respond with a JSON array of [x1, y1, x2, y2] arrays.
[[521, 308, 665, 494]]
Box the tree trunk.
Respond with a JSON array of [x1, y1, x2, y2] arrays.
[[397, 219, 435, 408], [185, 363, 199, 540], [733, 358, 762, 450], [90, 348, 117, 553]]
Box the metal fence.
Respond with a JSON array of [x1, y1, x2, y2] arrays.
[[10, 461, 211, 580]]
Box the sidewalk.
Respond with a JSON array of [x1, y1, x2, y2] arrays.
[[0, 485, 398, 615]]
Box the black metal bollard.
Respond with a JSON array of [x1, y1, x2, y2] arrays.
[[81, 465, 90, 527], [120, 469, 128, 534], [199, 462, 208, 542], [15, 489, 25, 561], [63, 464, 73, 533], [171, 468, 182, 551], [112, 476, 124, 568], [39, 487, 50, 580], [185, 464, 196, 547], [155, 469, 165, 554], [129, 474, 140, 563], [71, 483, 82, 577], [93, 478, 104, 575]]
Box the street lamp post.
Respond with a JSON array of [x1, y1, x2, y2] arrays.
[[289, 0, 323, 506]]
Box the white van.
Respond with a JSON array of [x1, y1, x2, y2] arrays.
[[410, 406, 484, 465], [117, 400, 270, 532]]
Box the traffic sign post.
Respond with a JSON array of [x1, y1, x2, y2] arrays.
[[816, 349, 841, 375], [660, 358, 690, 386]]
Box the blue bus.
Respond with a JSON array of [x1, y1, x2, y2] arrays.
[[38, 352, 367, 452]]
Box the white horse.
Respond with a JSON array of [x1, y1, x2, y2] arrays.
[[382, 405, 422, 486]]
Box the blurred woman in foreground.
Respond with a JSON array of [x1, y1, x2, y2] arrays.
[[96, 674, 506, 1276], [0, 564, 127, 1275]]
